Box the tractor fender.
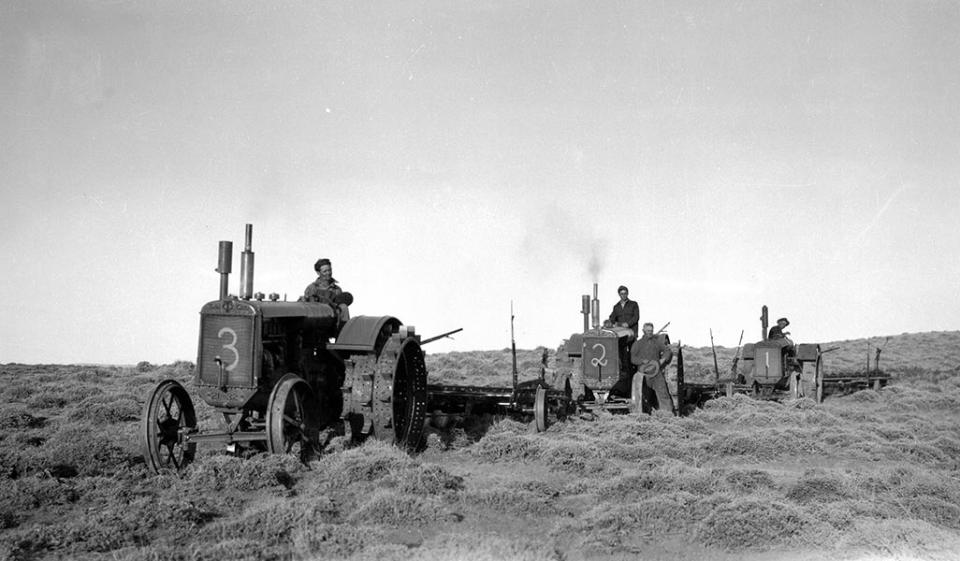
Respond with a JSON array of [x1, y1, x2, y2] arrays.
[[796, 343, 820, 362], [329, 315, 402, 357]]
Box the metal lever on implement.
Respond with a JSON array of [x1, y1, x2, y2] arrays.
[[214, 356, 226, 392], [420, 327, 464, 345]]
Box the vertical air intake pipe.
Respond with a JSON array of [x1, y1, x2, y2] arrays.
[[217, 241, 233, 301], [239, 224, 255, 300], [581, 294, 590, 333]]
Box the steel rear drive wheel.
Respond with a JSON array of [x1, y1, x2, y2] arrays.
[[372, 334, 427, 450], [141, 380, 197, 474], [391, 339, 428, 450], [267, 374, 321, 459]]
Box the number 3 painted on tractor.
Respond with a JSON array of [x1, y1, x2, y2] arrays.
[[218, 327, 239, 371]]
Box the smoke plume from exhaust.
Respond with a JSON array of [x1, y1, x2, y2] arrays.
[[586, 238, 605, 281], [521, 203, 607, 281]]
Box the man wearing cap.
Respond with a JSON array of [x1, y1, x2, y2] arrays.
[[768, 317, 800, 374], [768, 317, 791, 340], [630, 322, 675, 414]]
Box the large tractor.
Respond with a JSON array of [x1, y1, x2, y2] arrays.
[[140, 225, 436, 473]]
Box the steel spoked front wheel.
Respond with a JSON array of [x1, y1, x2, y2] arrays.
[[266, 374, 320, 458], [141, 380, 197, 474]]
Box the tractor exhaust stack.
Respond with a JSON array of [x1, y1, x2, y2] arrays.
[[761, 305, 769, 340], [591, 283, 600, 330]]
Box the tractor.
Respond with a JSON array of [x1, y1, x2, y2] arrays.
[[675, 306, 891, 411], [140, 225, 439, 473], [549, 284, 676, 415]]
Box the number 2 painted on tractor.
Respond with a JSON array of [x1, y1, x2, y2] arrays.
[[590, 343, 608, 367], [218, 327, 239, 371]]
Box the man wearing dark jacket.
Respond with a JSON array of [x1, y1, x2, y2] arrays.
[[608, 285, 639, 382], [768, 317, 790, 340], [608, 285, 639, 336], [768, 317, 800, 375]]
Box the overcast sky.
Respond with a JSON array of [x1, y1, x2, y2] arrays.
[[2, 1, 958, 364]]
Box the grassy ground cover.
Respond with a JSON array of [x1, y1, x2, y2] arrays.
[[1, 331, 959, 560]]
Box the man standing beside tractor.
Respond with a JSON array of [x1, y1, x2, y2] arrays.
[[630, 322, 675, 414]]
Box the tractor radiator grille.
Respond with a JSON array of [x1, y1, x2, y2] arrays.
[[197, 315, 257, 388]]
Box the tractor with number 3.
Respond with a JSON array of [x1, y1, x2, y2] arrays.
[[140, 225, 568, 473], [140, 225, 431, 473]]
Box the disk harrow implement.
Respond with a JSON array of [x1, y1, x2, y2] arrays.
[[812, 340, 891, 401], [424, 380, 570, 433]]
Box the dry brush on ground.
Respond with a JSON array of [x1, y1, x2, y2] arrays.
[[1, 331, 959, 560]]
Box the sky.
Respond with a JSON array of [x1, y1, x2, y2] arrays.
[[2, 1, 959, 365]]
